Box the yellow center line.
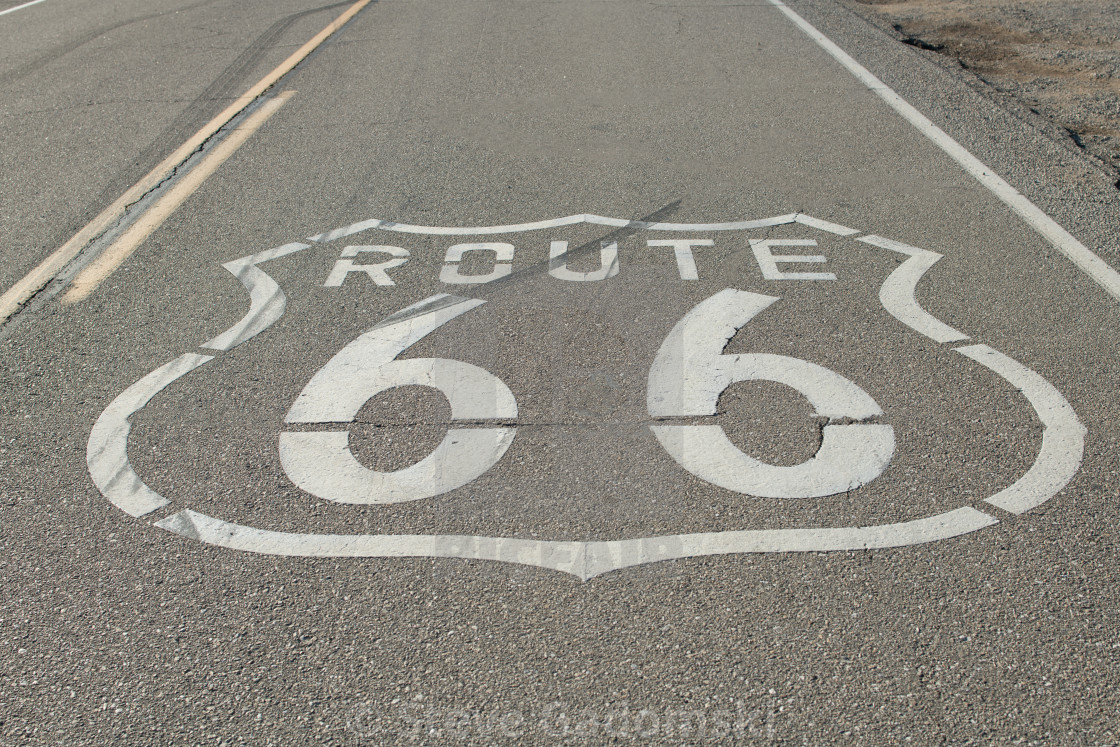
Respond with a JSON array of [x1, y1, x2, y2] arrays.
[[63, 91, 296, 304], [0, 0, 374, 322]]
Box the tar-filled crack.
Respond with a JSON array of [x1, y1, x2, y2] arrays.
[[813, 414, 887, 427], [0, 0, 365, 335], [284, 413, 889, 430], [810, 415, 888, 453], [897, 33, 944, 53], [0, 97, 262, 336]]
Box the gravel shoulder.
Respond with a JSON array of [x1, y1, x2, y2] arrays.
[[843, 0, 1120, 182]]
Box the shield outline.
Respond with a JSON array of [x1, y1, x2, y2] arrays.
[[86, 213, 1085, 580]]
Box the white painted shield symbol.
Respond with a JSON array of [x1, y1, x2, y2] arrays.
[[87, 213, 1085, 579]]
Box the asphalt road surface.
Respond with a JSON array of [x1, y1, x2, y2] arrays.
[[3, 0, 1120, 744]]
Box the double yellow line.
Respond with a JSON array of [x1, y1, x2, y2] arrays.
[[0, 0, 373, 321]]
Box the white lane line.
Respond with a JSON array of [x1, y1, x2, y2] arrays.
[[63, 91, 296, 304], [956, 344, 1086, 514], [769, 0, 1120, 304], [859, 234, 970, 343], [201, 242, 310, 351], [87, 353, 213, 517], [0, 0, 47, 18], [155, 506, 998, 581]]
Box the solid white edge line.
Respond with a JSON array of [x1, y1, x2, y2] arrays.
[[955, 344, 1086, 514], [155, 506, 997, 581], [0, 0, 46, 17], [768, 0, 1120, 304]]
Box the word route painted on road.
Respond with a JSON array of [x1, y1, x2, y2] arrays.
[[324, 237, 838, 287]]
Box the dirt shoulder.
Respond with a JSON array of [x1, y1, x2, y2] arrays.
[[843, 0, 1120, 182]]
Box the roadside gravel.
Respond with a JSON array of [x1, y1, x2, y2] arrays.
[[844, 0, 1120, 181]]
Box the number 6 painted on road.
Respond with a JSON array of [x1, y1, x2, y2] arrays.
[[281, 290, 892, 505], [279, 295, 517, 504], [647, 289, 895, 498]]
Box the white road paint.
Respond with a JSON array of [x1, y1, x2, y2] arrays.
[[440, 243, 514, 284], [324, 245, 410, 287], [653, 423, 896, 499], [769, 0, 1120, 304], [793, 214, 859, 236], [0, 0, 47, 18], [64, 91, 297, 304], [956, 344, 1085, 514], [284, 295, 516, 423], [548, 241, 619, 282], [84, 217, 1082, 578], [750, 239, 835, 281], [859, 234, 969, 343], [202, 242, 309, 351], [87, 354, 213, 517], [281, 294, 517, 504], [154, 505, 997, 581], [648, 289, 894, 498], [305, 212, 836, 243], [647, 239, 714, 280], [279, 429, 517, 505]]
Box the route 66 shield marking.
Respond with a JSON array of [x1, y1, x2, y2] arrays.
[[87, 212, 1085, 580]]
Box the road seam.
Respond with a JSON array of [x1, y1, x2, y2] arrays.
[[63, 91, 296, 303], [0, 0, 374, 324]]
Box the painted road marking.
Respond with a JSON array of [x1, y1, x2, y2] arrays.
[[648, 290, 895, 499], [85, 214, 1087, 578], [749, 239, 835, 281], [280, 294, 518, 505], [857, 235, 970, 343], [307, 213, 843, 243], [202, 241, 310, 352], [549, 241, 620, 282], [155, 506, 1000, 582], [769, 0, 1120, 303], [646, 239, 714, 281], [0, 0, 47, 18], [87, 353, 214, 518], [439, 244, 514, 285], [0, 0, 374, 323], [956, 344, 1087, 514], [325, 246, 412, 287], [63, 91, 296, 303]]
